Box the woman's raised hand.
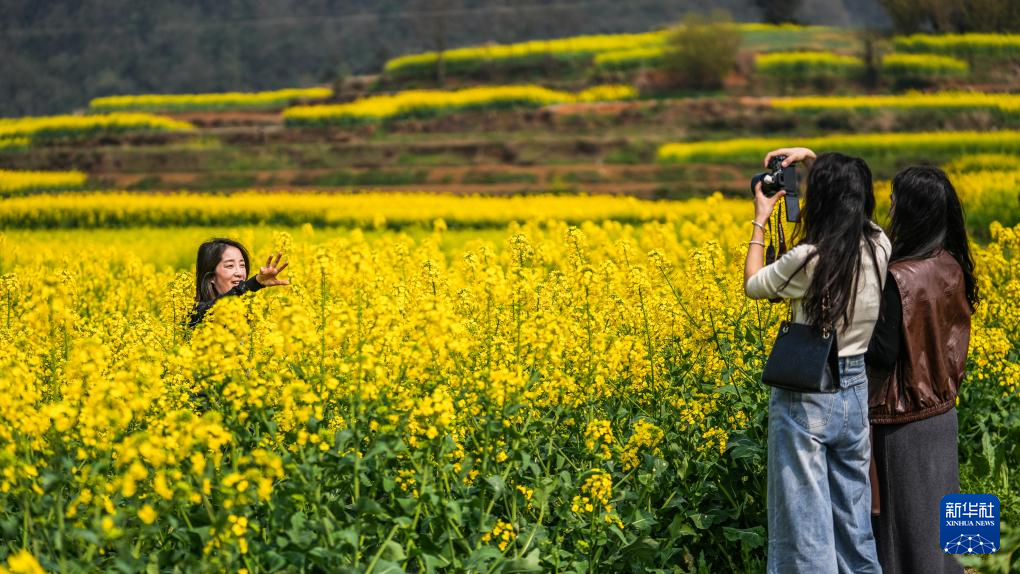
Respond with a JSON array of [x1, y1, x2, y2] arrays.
[[764, 147, 817, 168], [256, 252, 290, 287]]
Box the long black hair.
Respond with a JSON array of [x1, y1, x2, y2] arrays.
[[195, 238, 251, 304], [890, 166, 979, 310], [787, 152, 884, 330]]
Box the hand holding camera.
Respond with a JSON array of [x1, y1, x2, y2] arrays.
[[763, 147, 816, 169], [748, 147, 815, 268], [751, 147, 814, 223]]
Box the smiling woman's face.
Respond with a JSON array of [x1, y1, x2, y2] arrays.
[[213, 246, 247, 296]]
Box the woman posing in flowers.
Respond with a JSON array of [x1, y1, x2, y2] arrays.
[[744, 147, 890, 573], [866, 166, 976, 574], [188, 238, 289, 328]]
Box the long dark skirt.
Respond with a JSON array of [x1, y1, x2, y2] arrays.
[[871, 407, 964, 574]]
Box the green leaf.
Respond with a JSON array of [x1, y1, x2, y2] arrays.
[[675, 456, 689, 480], [608, 524, 629, 545], [262, 550, 287, 571], [502, 549, 543, 573], [728, 434, 764, 461], [336, 527, 359, 548], [629, 509, 659, 531], [667, 516, 696, 539], [69, 528, 101, 546], [662, 494, 686, 510], [445, 500, 464, 525], [486, 475, 507, 497], [355, 496, 389, 518], [466, 546, 502, 570], [621, 537, 660, 562], [982, 431, 996, 470], [287, 512, 317, 549], [41, 471, 62, 490], [382, 540, 406, 562], [714, 384, 740, 396], [723, 526, 766, 549], [372, 559, 405, 574], [396, 497, 418, 514], [689, 512, 713, 529], [308, 547, 334, 566]]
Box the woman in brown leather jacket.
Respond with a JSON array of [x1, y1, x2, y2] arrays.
[[866, 166, 979, 574]]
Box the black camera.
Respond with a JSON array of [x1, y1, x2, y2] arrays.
[[751, 155, 800, 222]]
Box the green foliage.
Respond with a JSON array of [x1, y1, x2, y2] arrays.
[[879, 0, 1020, 34], [754, 51, 865, 90], [660, 12, 742, 90], [893, 32, 1020, 62], [881, 53, 969, 88], [753, 0, 803, 25]]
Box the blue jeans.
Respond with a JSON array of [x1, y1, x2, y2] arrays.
[[767, 354, 881, 574]]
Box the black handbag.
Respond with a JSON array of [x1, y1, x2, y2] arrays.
[[761, 304, 840, 394]]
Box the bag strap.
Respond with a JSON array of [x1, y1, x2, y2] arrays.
[[821, 291, 832, 338], [765, 198, 789, 266]]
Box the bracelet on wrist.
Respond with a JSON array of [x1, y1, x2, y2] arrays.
[[751, 220, 766, 232], [749, 240, 766, 248]]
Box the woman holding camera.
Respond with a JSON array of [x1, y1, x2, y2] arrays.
[[866, 166, 975, 574], [744, 147, 890, 573]]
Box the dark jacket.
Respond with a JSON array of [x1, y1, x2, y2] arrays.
[[188, 276, 263, 329], [866, 250, 971, 425]]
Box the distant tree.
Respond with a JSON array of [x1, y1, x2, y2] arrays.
[[878, 0, 1020, 33], [858, 28, 884, 90], [957, 0, 1020, 32], [661, 10, 742, 90], [412, 0, 458, 85], [878, 0, 927, 33], [754, 0, 802, 25]]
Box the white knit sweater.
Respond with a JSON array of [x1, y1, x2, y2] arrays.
[[746, 224, 891, 356]]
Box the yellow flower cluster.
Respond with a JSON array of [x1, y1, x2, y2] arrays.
[[620, 419, 665, 471], [571, 470, 613, 512], [0, 190, 747, 229], [769, 91, 1019, 114], [383, 24, 832, 78], [593, 46, 666, 71], [89, 87, 332, 113], [1, 190, 1017, 567], [404, 387, 456, 447], [204, 514, 253, 556], [698, 427, 730, 455], [658, 130, 1020, 164], [755, 51, 864, 78], [893, 33, 1020, 60], [395, 468, 419, 496], [875, 168, 1020, 233], [481, 518, 517, 551], [571, 470, 623, 527], [0, 169, 87, 197], [383, 32, 669, 78], [881, 53, 969, 78], [0, 137, 29, 151], [968, 222, 1020, 395], [283, 84, 637, 126], [0, 550, 45, 574], [945, 153, 1020, 173], [0, 113, 194, 144], [584, 418, 614, 460], [573, 84, 639, 102]]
